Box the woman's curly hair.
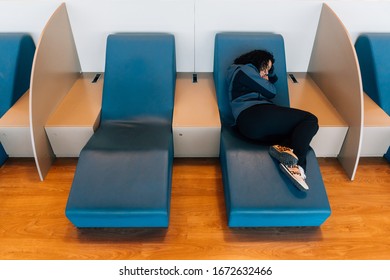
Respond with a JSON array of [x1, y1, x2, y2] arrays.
[[234, 50, 275, 72]]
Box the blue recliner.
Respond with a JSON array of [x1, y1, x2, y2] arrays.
[[355, 34, 390, 162], [355, 33, 390, 116], [0, 33, 35, 165], [213, 32, 331, 227], [65, 33, 176, 227], [385, 147, 390, 162]]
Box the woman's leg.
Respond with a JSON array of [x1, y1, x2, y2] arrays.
[[236, 104, 319, 169]]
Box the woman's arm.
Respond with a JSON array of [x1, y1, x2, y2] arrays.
[[232, 66, 277, 100]]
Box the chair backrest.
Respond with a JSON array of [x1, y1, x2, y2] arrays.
[[101, 33, 176, 124], [355, 33, 390, 115], [0, 33, 35, 117], [213, 32, 290, 126]]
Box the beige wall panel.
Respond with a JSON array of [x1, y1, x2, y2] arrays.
[[363, 94, 390, 127], [0, 91, 33, 156], [361, 94, 390, 156], [288, 73, 347, 127], [45, 126, 95, 157], [308, 4, 363, 180], [0, 91, 30, 127], [173, 73, 220, 127], [46, 73, 103, 127], [173, 127, 220, 157], [29, 3, 81, 180], [173, 73, 221, 157], [45, 73, 103, 157], [0, 127, 33, 157], [310, 127, 348, 157], [288, 73, 348, 157], [361, 127, 390, 157]]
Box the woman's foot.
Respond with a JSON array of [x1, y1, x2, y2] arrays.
[[279, 163, 309, 191], [269, 145, 298, 166]]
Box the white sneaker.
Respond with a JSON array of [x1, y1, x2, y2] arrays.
[[269, 145, 298, 166], [279, 163, 309, 191]]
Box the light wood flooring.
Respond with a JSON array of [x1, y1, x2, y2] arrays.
[[0, 157, 389, 260]]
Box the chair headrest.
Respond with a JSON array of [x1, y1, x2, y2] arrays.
[[101, 33, 176, 123], [0, 33, 35, 117]]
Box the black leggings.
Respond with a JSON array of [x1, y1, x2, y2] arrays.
[[236, 104, 319, 169]]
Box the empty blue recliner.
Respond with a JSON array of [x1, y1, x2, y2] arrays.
[[355, 34, 390, 162], [0, 33, 35, 165], [355, 33, 390, 116], [213, 32, 331, 227], [65, 33, 176, 227]]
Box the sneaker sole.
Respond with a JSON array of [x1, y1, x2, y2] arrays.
[[279, 164, 309, 191], [269, 146, 298, 166]]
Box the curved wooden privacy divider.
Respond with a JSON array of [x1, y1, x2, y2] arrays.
[[308, 3, 363, 180], [332, 1, 390, 158], [0, 1, 60, 170], [30, 3, 81, 180]]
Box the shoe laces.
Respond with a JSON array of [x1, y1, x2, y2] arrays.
[[275, 145, 293, 152], [289, 165, 306, 180]]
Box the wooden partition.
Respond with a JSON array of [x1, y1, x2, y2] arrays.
[[30, 3, 81, 180], [327, 1, 390, 158], [308, 3, 364, 180], [0, 1, 60, 170]]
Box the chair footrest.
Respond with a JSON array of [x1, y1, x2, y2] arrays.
[[220, 127, 331, 227]]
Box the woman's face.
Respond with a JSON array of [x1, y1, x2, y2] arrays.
[[260, 60, 272, 80]]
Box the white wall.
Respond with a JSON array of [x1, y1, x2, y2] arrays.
[[327, 0, 390, 43], [195, 0, 323, 72], [65, 0, 195, 72], [0, 1, 60, 43], [1, 0, 390, 72]]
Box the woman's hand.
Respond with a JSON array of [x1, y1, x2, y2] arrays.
[[260, 60, 272, 80], [261, 73, 269, 80]]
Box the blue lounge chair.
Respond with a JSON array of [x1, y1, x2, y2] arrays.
[[65, 33, 176, 227], [355, 33, 390, 162], [213, 32, 331, 227]]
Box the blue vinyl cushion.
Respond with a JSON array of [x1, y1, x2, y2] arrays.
[[65, 33, 176, 228], [355, 33, 390, 116], [220, 127, 330, 227], [0, 33, 35, 165], [66, 122, 173, 227], [101, 34, 176, 123], [214, 33, 331, 227], [0, 145, 6, 166], [384, 146, 390, 163]]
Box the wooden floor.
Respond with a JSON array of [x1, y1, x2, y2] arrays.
[[0, 157, 389, 260]]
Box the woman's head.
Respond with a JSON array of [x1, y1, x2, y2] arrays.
[[234, 50, 275, 78]]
